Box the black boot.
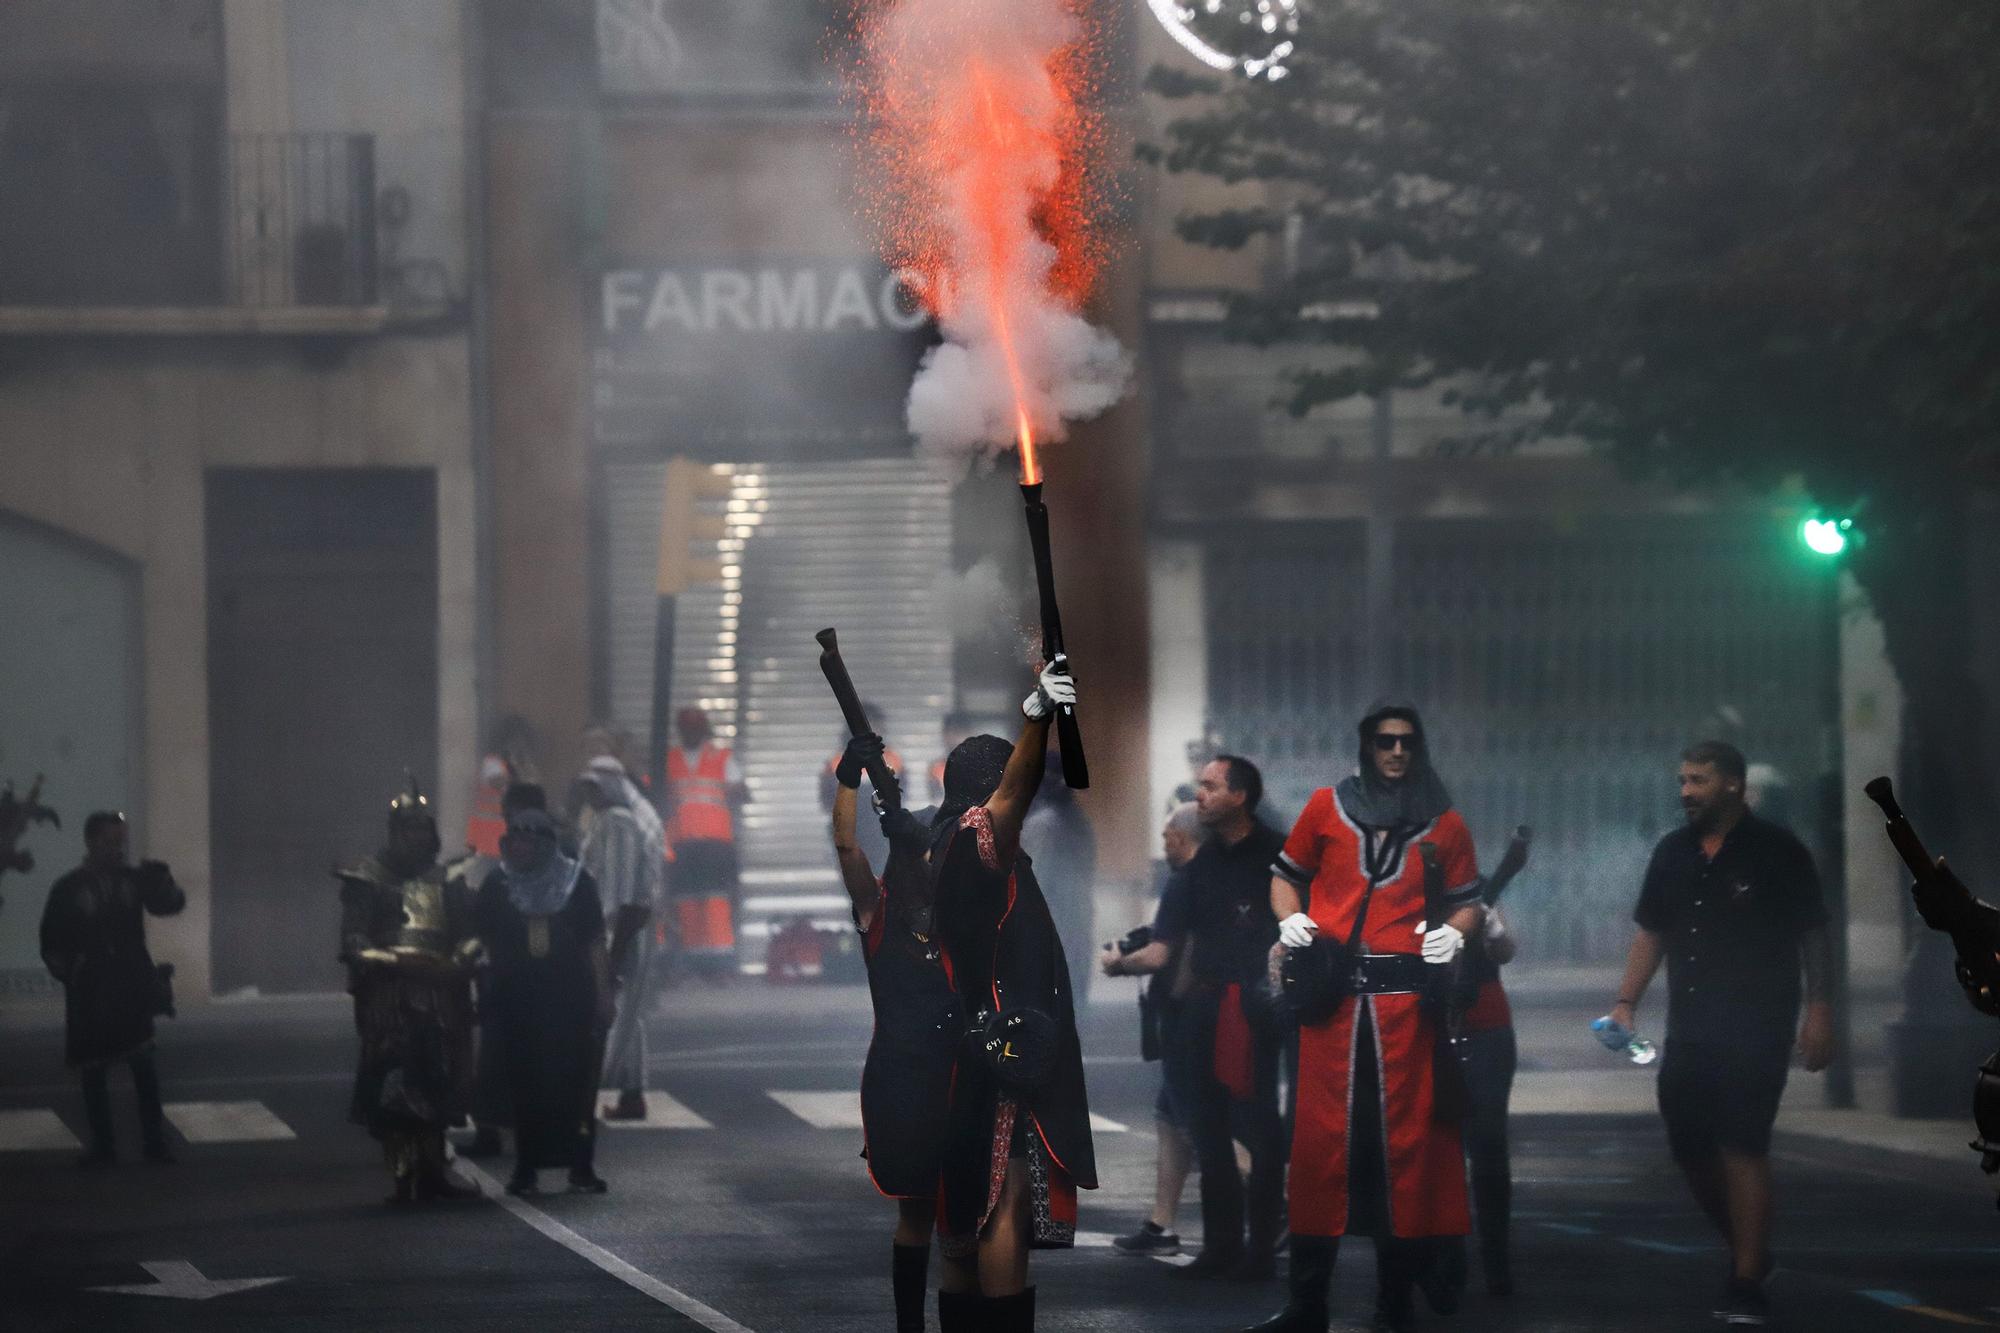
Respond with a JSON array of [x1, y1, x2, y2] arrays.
[[936, 1289, 979, 1333], [1473, 1171, 1513, 1295], [1175, 1171, 1246, 1278], [417, 1132, 479, 1200], [1241, 1234, 1338, 1333], [984, 1288, 1035, 1333], [1417, 1236, 1466, 1315], [131, 1050, 173, 1162], [892, 1244, 929, 1333], [1371, 1239, 1419, 1333], [79, 1064, 116, 1164]]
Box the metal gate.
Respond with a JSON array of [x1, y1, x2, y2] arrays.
[[1205, 515, 1838, 964], [602, 457, 954, 969]]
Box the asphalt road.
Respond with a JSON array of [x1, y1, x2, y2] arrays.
[[3, 985, 1995, 1332]]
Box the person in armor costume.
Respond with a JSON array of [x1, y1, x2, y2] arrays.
[[921, 664, 1096, 1333], [336, 781, 480, 1205], [831, 731, 959, 1333]]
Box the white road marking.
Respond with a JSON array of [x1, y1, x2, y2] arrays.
[[596, 1089, 713, 1130], [86, 1259, 289, 1300], [1088, 1113, 1129, 1134], [456, 1160, 756, 1333], [767, 1090, 863, 1129], [163, 1101, 296, 1143], [0, 1108, 80, 1152]]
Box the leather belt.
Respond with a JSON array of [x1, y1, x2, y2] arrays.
[[1347, 952, 1431, 995]]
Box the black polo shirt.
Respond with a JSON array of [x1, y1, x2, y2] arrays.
[[1633, 812, 1827, 1047], [1153, 821, 1286, 987]]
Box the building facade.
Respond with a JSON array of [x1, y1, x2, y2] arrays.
[[0, 0, 478, 999]]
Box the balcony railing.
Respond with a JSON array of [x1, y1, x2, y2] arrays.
[[226, 133, 378, 308], [0, 128, 379, 322]]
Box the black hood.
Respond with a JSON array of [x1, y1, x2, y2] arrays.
[[930, 734, 1015, 855], [1336, 699, 1454, 830]]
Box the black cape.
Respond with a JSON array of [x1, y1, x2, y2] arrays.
[[932, 808, 1096, 1244], [858, 847, 961, 1198]]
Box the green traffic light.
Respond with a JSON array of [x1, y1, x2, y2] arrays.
[[1801, 516, 1850, 557]]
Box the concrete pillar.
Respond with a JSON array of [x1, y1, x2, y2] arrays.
[[1148, 540, 1207, 824]]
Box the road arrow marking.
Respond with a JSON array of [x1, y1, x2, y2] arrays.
[[88, 1260, 289, 1300]]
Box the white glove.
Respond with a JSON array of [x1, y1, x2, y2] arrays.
[[1022, 658, 1077, 721], [1277, 913, 1318, 950], [1482, 909, 1508, 943], [1416, 921, 1465, 965]]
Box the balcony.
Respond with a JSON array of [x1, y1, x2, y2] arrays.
[[0, 132, 392, 336]]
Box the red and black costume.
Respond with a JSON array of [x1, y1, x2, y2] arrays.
[[928, 739, 1097, 1260], [1253, 702, 1480, 1333]]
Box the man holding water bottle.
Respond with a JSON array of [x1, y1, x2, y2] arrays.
[[1609, 740, 1834, 1329]]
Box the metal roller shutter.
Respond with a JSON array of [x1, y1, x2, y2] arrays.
[[1206, 515, 1837, 965], [603, 457, 954, 970]]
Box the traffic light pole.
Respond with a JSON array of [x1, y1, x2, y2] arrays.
[[648, 591, 678, 800]]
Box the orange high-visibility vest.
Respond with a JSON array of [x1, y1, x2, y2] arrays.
[[464, 786, 505, 858], [668, 743, 735, 844]]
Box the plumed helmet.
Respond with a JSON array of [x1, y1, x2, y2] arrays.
[[388, 772, 432, 825]]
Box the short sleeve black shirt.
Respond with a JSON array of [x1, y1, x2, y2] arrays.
[[1633, 813, 1827, 1047], [1152, 821, 1286, 987]]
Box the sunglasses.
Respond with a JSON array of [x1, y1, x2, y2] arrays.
[[1371, 733, 1417, 753]]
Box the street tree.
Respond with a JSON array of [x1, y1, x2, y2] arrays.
[[1147, 0, 2000, 874]]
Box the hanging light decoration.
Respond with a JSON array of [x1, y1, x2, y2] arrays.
[[1145, 0, 1301, 81]]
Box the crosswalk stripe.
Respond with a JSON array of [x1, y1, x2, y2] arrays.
[[597, 1089, 713, 1130], [767, 1090, 863, 1129], [763, 1094, 1129, 1135], [163, 1101, 296, 1143], [0, 1108, 80, 1152]]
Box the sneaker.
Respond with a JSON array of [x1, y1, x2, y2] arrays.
[[505, 1171, 538, 1197], [602, 1091, 648, 1121], [1713, 1278, 1770, 1327], [567, 1170, 610, 1195], [1112, 1221, 1181, 1257]]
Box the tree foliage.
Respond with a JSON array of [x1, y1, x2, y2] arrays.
[[1151, 0, 2000, 872], [1149, 0, 2000, 515]]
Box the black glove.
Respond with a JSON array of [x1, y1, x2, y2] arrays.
[[836, 733, 885, 789], [881, 806, 930, 853]]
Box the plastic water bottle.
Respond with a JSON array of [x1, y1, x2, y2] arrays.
[[1591, 1015, 1659, 1066]]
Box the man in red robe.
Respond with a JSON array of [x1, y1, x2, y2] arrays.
[[1246, 701, 1483, 1333]]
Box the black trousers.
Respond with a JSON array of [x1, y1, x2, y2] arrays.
[[80, 1047, 165, 1152], [1174, 987, 1286, 1256], [1461, 1025, 1517, 1263]]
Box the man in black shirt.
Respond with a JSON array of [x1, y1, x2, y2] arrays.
[[1109, 755, 1287, 1279], [1609, 740, 1832, 1329]]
